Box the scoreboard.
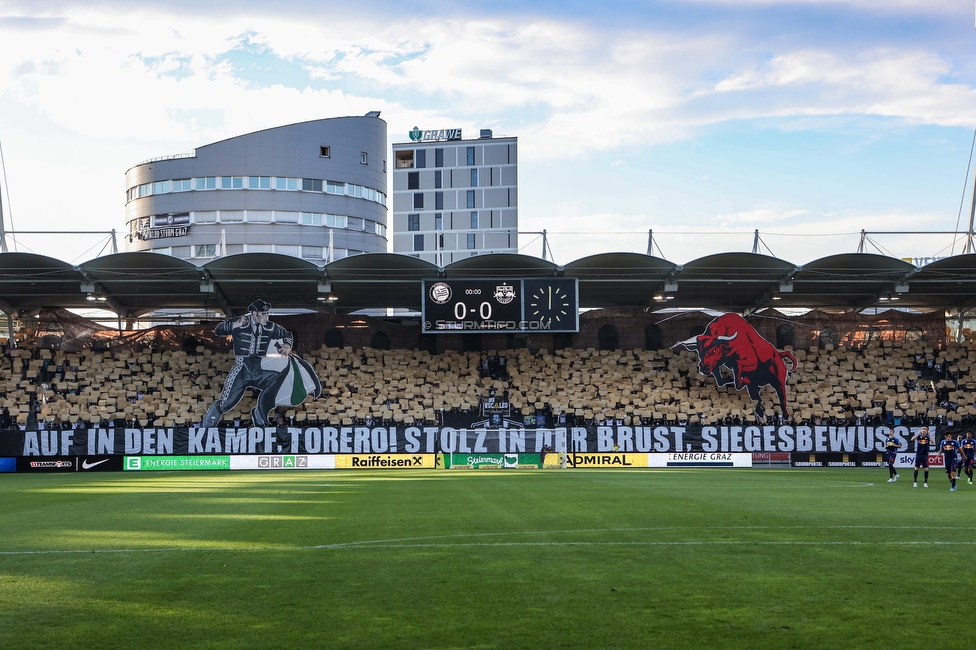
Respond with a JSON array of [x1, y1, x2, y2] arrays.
[[422, 278, 579, 334]]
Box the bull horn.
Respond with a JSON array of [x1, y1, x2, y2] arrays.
[[672, 335, 699, 351], [716, 332, 738, 342]]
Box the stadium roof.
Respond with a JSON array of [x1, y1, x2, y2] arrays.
[[0, 250, 974, 317]]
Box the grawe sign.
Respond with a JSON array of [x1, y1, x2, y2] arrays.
[[408, 127, 462, 142]]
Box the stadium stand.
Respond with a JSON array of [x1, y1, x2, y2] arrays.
[[2, 335, 975, 430]]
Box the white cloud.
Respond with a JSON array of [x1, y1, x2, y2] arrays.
[[3, 8, 974, 159], [673, 0, 958, 12], [523, 207, 953, 265], [718, 209, 811, 224], [0, 3, 973, 265]]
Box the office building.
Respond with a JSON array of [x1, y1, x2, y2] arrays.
[[124, 114, 388, 262], [391, 128, 517, 264]]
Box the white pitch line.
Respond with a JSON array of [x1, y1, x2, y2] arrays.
[[2, 524, 976, 556], [315, 541, 976, 549], [308, 524, 976, 548], [3, 540, 976, 556]]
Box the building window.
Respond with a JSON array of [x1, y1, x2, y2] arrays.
[[302, 178, 323, 191], [320, 146, 330, 158], [466, 233, 476, 249], [435, 213, 442, 230], [435, 192, 443, 210], [435, 148, 444, 168], [361, 152, 368, 165], [326, 181, 344, 194], [396, 150, 414, 169], [408, 172, 420, 190], [466, 146, 475, 165], [470, 168, 478, 187], [303, 246, 324, 260], [416, 149, 427, 169], [466, 190, 475, 209], [173, 179, 192, 192], [195, 244, 216, 258], [408, 214, 420, 231], [470, 212, 479, 229], [434, 170, 442, 189], [414, 234, 424, 251], [414, 193, 424, 210]]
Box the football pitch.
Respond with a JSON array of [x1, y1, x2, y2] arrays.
[[1, 468, 973, 649]]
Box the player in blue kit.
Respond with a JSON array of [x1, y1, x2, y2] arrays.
[[955, 435, 966, 479], [884, 431, 902, 482], [960, 431, 975, 485], [938, 432, 960, 492], [911, 427, 933, 488]]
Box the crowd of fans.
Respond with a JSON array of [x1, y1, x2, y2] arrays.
[[1, 337, 973, 430]]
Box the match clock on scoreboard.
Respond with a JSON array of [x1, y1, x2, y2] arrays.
[[422, 278, 579, 334]]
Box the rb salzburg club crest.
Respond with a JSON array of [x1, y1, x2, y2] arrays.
[[674, 314, 797, 419]]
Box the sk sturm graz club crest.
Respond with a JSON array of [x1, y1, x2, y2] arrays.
[[429, 282, 452, 304], [202, 299, 322, 426], [673, 313, 797, 419]]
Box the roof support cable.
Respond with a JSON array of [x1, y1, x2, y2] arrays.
[[953, 127, 976, 256]]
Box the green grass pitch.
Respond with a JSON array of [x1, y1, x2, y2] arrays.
[[1, 468, 973, 649]]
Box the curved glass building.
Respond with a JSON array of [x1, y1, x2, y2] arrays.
[[124, 114, 388, 262]]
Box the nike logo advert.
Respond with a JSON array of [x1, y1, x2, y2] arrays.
[[82, 459, 110, 469]]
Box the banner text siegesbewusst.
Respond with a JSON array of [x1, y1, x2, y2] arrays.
[[0, 425, 936, 457]]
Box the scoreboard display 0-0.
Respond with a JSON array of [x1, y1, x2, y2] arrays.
[[422, 278, 579, 334]]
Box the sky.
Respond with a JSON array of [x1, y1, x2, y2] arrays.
[[1, 0, 975, 266]]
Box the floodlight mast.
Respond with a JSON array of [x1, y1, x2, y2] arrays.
[[0, 176, 6, 253], [0, 139, 7, 253], [967, 167, 976, 254]]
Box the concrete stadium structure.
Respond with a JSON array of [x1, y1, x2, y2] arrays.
[[124, 114, 388, 262]]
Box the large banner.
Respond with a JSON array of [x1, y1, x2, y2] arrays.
[[0, 424, 935, 458], [673, 313, 797, 420]]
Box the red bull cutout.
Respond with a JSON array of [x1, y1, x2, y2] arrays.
[[674, 314, 797, 419]]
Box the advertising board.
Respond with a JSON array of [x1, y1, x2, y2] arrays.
[[444, 453, 543, 469]]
